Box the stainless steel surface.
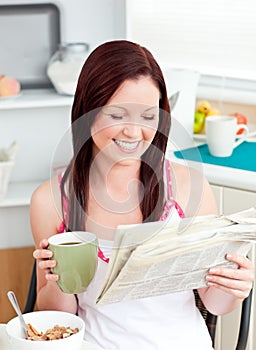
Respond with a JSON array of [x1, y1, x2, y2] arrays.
[[7, 290, 28, 336], [0, 3, 60, 88]]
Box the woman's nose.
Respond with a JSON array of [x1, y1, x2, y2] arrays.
[[122, 123, 142, 138]]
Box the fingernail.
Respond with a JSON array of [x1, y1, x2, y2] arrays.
[[207, 282, 215, 286]]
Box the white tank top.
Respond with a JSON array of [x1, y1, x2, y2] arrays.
[[58, 162, 214, 349], [77, 207, 214, 350]]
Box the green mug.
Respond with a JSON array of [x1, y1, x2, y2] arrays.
[[48, 231, 98, 294]]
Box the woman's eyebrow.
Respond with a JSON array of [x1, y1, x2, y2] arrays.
[[102, 104, 159, 114], [143, 106, 159, 112], [102, 105, 127, 113]]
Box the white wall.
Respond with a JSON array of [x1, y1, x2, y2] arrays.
[[1, 0, 126, 48], [0, 105, 71, 182]]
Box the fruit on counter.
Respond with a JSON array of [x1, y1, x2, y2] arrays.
[[0, 76, 21, 96], [207, 108, 221, 116], [193, 111, 206, 133], [229, 112, 248, 135], [196, 100, 212, 115], [193, 100, 221, 133], [193, 101, 210, 133]]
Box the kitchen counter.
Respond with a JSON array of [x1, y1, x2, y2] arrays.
[[169, 154, 256, 192], [167, 129, 256, 193], [199, 162, 256, 192]]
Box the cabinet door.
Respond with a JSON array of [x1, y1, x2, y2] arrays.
[[220, 187, 256, 350], [223, 187, 256, 215], [0, 246, 35, 323], [210, 184, 223, 214]]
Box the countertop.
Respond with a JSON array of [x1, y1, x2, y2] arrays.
[[167, 128, 256, 193], [169, 154, 256, 192]]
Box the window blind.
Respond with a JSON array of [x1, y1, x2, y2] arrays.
[[126, 0, 256, 81]]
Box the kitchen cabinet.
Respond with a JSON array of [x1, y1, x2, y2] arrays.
[[0, 246, 35, 323], [210, 184, 223, 214], [210, 184, 256, 350], [223, 187, 256, 214]]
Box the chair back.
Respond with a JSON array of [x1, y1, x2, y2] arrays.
[[23, 260, 37, 314], [194, 289, 253, 350], [194, 290, 217, 346]]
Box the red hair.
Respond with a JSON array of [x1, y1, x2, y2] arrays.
[[61, 40, 171, 230]]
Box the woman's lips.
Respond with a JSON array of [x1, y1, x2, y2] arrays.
[[113, 139, 140, 152]]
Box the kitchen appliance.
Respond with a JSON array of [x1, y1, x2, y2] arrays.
[[0, 3, 60, 88]]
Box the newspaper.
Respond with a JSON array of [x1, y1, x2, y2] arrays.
[[96, 208, 256, 305]]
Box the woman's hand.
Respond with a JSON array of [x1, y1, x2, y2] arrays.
[[206, 254, 254, 300], [33, 239, 59, 282]]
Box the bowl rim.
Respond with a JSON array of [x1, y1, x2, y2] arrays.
[[6, 310, 85, 343]]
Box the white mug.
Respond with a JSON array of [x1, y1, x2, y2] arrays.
[[206, 116, 249, 157]]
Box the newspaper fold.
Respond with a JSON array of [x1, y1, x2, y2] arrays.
[[96, 207, 256, 305]]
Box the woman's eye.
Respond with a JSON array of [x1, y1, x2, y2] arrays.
[[110, 114, 124, 120], [142, 115, 156, 121]]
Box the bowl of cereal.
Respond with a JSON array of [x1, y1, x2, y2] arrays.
[[6, 310, 85, 350]]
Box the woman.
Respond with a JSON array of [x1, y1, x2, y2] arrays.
[[31, 40, 254, 350]]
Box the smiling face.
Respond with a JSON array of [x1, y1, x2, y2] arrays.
[[91, 76, 160, 166]]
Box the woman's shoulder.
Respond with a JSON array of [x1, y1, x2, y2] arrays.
[[30, 177, 63, 244], [30, 177, 62, 232], [31, 178, 58, 205], [167, 159, 200, 189], [166, 159, 218, 217]]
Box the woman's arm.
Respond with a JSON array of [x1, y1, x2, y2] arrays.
[[171, 161, 254, 315], [30, 179, 77, 313], [193, 171, 254, 315]]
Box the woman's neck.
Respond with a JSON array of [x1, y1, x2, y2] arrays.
[[89, 154, 142, 203]]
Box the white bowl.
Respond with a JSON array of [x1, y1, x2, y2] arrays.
[[6, 310, 85, 350]]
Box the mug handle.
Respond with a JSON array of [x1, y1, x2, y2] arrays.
[[234, 124, 249, 148]]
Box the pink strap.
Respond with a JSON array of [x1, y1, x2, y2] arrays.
[[98, 247, 110, 263], [165, 160, 173, 201], [57, 221, 66, 234], [159, 160, 185, 220], [174, 201, 185, 219]]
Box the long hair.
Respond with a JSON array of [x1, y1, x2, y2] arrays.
[[61, 40, 171, 230]]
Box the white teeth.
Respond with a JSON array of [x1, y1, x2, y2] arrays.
[[114, 140, 139, 150]]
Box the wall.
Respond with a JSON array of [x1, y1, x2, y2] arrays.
[[0, 105, 71, 183], [196, 98, 256, 124]]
